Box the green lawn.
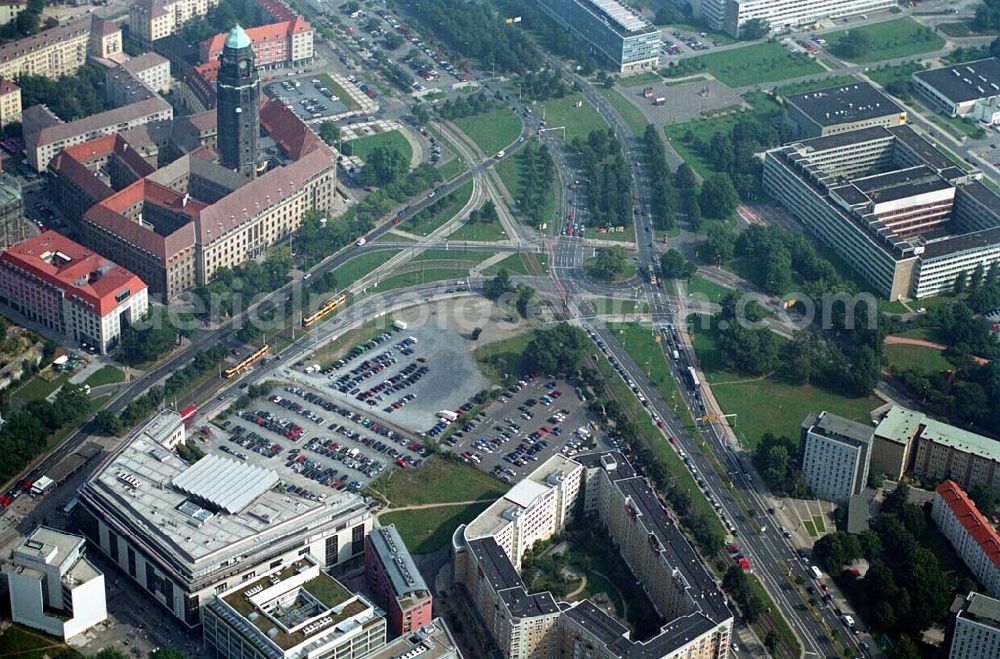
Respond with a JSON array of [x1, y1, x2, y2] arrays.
[[451, 107, 522, 155], [15, 372, 68, 402], [813, 516, 826, 533], [84, 365, 125, 388], [928, 113, 987, 141], [692, 315, 882, 447], [482, 252, 548, 275], [583, 225, 637, 242], [684, 41, 823, 87], [885, 343, 953, 375], [475, 330, 535, 383], [665, 112, 750, 179], [773, 75, 859, 97], [608, 321, 683, 409], [436, 156, 466, 181], [617, 71, 662, 87], [534, 93, 608, 142], [0, 625, 69, 659], [348, 130, 413, 166], [381, 501, 493, 554], [371, 456, 505, 505], [598, 87, 649, 134], [412, 248, 495, 263], [317, 74, 361, 112], [803, 519, 817, 537], [446, 215, 508, 241], [687, 275, 732, 303], [865, 61, 926, 89], [584, 257, 636, 283], [370, 267, 470, 293], [823, 18, 945, 64], [405, 181, 473, 236], [329, 249, 401, 287]]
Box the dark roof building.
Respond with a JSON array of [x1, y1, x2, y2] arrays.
[[784, 81, 906, 138], [913, 58, 1000, 123]]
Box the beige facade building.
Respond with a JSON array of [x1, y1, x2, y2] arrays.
[[90, 17, 123, 60], [0, 78, 20, 127], [0, 0, 26, 26], [0, 16, 118, 81], [453, 452, 734, 659], [130, 0, 219, 46], [121, 52, 171, 95]]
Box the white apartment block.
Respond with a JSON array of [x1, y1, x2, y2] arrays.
[[122, 52, 172, 95], [932, 481, 1000, 598], [693, 0, 896, 37], [949, 592, 1000, 659], [6, 527, 107, 640], [0, 17, 92, 80], [800, 411, 873, 503], [130, 0, 219, 45]]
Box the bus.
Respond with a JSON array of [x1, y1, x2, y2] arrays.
[[686, 366, 700, 389], [223, 345, 270, 379], [302, 292, 348, 327]]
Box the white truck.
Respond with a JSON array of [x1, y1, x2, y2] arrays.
[[393, 320, 408, 330], [30, 476, 55, 496], [438, 410, 459, 422], [672, 349, 680, 360], [810, 565, 822, 580]]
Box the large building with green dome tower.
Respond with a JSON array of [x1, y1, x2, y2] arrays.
[[217, 24, 260, 179]]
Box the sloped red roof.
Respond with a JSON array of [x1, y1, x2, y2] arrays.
[[936, 480, 1000, 572], [200, 18, 310, 61], [256, 0, 297, 22], [260, 98, 328, 160], [1, 230, 146, 316], [49, 150, 113, 204], [62, 134, 117, 164], [0, 77, 18, 96]]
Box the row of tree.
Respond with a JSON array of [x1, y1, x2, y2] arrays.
[[510, 141, 555, 225], [517, 69, 570, 102], [396, 0, 540, 74], [0, 382, 91, 484], [568, 129, 631, 229], [814, 485, 970, 652], [191, 247, 293, 322], [642, 124, 677, 231], [496, 0, 601, 74], [0, 0, 48, 40], [436, 92, 502, 120]]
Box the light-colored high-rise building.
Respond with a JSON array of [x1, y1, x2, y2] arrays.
[[692, 0, 897, 38], [534, 0, 660, 73], [800, 411, 873, 503], [130, 0, 219, 46], [933, 481, 1000, 598], [6, 527, 107, 640], [950, 592, 1000, 659]]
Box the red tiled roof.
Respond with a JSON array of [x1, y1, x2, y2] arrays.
[[936, 480, 1000, 572], [0, 77, 18, 96], [289, 16, 310, 33], [194, 59, 220, 83], [62, 134, 117, 164], [260, 98, 328, 160], [1, 230, 146, 316], [199, 18, 310, 62], [256, 0, 297, 22]]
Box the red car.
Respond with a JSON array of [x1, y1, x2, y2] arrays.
[[669, 436, 676, 444], [725, 543, 739, 553], [737, 557, 751, 570], [657, 420, 666, 429]]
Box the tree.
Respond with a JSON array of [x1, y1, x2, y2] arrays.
[[660, 249, 696, 280], [702, 223, 736, 264], [94, 650, 131, 659], [700, 173, 739, 219], [319, 122, 339, 146], [515, 285, 534, 318], [483, 268, 513, 300], [587, 246, 629, 282], [763, 631, 779, 654], [94, 410, 124, 436], [834, 31, 872, 59], [992, 36, 1000, 59], [890, 635, 921, 659], [969, 484, 996, 513], [151, 649, 186, 659], [740, 18, 769, 41], [360, 145, 408, 186]]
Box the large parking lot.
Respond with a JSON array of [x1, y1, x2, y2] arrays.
[[291, 316, 490, 431], [264, 77, 349, 122], [438, 376, 617, 482], [208, 379, 427, 496]]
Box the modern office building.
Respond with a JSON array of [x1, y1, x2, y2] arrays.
[[203, 553, 387, 659], [762, 124, 1000, 300], [198, 16, 313, 78], [365, 618, 463, 659], [949, 591, 1000, 659], [932, 481, 1000, 598], [692, 0, 896, 37], [130, 0, 219, 46], [216, 25, 261, 178], [365, 525, 433, 637], [0, 78, 21, 127], [78, 412, 374, 628], [799, 411, 873, 503], [0, 170, 25, 250], [913, 58, 1000, 125], [535, 0, 660, 73], [453, 452, 734, 659], [6, 527, 107, 640], [0, 231, 148, 354], [871, 405, 1000, 493], [784, 82, 906, 138]]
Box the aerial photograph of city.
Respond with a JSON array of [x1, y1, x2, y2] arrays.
[[3, 0, 1000, 658]]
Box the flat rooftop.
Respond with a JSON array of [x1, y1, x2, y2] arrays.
[[82, 424, 367, 569], [914, 58, 1000, 104], [363, 618, 462, 659], [17, 527, 84, 566], [960, 592, 1000, 629], [368, 524, 428, 600], [581, 0, 656, 35], [786, 82, 902, 127], [467, 538, 521, 592], [808, 411, 874, 447]]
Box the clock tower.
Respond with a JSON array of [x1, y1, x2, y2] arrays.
[[217, 25, 259, 178]]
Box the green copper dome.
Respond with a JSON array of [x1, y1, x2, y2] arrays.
[[224, 24, 251, 50]]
